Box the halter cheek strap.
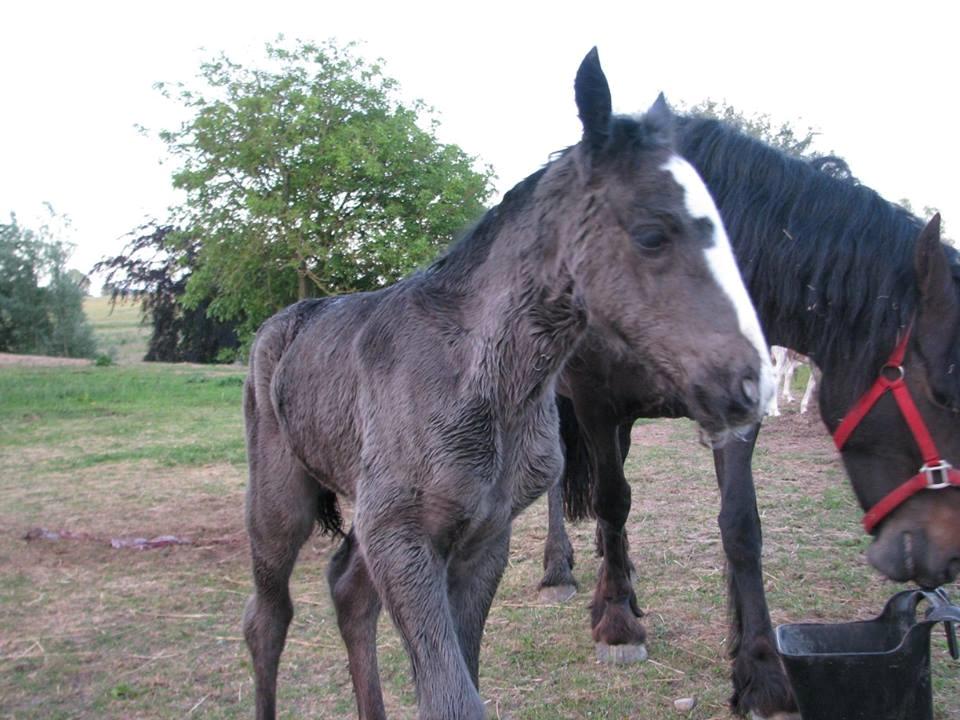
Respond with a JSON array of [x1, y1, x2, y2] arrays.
[[833, 326, 960, 533]]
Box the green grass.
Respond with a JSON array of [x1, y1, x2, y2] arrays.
[[0, 365, 245, 467], [0, 364, 957, 719]]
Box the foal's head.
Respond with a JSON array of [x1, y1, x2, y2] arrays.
[[550, 49, 773, 442], [823, 215, 960, 588]]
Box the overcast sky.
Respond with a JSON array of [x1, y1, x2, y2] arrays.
[[1, 0, 956, 284]]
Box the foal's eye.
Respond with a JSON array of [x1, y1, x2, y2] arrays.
[[632, 230, 669, 253]]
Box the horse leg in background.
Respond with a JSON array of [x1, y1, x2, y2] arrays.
[[579, 409, 646, 663], [448, 528, 512, 686], [243, 445, 321, 720], [359, 505, 487, 720], [768, 347, 786, 417], [593, 423, 636, 573], [799, 366, 818, 414], [540, 396, 584, 601], [713, 424, 798, 720], [540, 481, 578, 602], [779, 354, 798, 405], [327, 529, 386, 720]]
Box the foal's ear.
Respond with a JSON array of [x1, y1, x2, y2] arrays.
[[575, 47, 612, 151], [915, 213, 958, 322], [644, 92, 675, 144]]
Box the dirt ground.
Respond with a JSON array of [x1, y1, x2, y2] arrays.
[[3, 396, 958, 719]]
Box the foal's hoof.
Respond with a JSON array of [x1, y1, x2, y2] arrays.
[[538, 584, 577, 604], [595, 642, 647, 664], [749, 713, 801, 720]]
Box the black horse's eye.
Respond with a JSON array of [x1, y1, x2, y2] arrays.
[[932, 387, 959, 413], [633, 230, 669, 253]]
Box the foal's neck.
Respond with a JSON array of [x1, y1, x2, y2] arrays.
[[458, 163, 588, 415]]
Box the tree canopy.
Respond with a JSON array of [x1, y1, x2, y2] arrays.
[[0, 211, 96, 358], [686, 99, 820, 158], [157, 38, 495, 339]]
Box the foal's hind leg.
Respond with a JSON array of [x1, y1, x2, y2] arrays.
[[327, 529, 386, 720], [243, 449, 320, 720]]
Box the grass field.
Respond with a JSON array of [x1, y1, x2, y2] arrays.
[[83, 296, 151, 364], [1, 363, 958, 719]]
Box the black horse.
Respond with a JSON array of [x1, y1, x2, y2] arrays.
[[243, 52, 773, 720], [541, 115, 960, 718]]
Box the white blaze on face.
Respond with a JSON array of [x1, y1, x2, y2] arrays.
[[661, 155, 775, 410]]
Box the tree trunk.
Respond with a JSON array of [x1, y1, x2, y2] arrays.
[[297, 262, 308, 300]]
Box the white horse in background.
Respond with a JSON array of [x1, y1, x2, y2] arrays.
[[768, 346, 818, 416]]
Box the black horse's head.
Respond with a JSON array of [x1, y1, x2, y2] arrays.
[[556, 49, 774, 442], [822, 215, 960, 588]]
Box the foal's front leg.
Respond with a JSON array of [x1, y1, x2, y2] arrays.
[[448, 528, 512, 686], [358, 505, 486, 720], [713, 425, 798, 720]]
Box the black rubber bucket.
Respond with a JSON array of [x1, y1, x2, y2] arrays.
[[775, 589, 959, 720]]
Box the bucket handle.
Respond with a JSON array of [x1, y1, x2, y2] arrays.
[[921, 587, 959, 660]]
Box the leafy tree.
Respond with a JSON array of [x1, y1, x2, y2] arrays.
[[0, 216, 51, 352], [686, 99, 820, 158], [44, 241, 97, 358], [92, 224, 240, 363], [156, 38, 495, 340], [0, 211, 96, 357]]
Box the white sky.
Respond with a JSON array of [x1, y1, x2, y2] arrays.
[[1, 0, 957, 286]]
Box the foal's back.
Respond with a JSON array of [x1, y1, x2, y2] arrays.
[[245, 274, 492, 503]]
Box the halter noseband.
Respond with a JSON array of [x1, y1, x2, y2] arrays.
[[833, 326, 960, 533]]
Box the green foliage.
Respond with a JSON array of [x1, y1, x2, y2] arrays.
[[0, 211, 96, 358], [92, 224, 240, 363], [686, 98, 819, 158], [0, 216, 51, 352], [156, 38, 495, 340], [43, 241, 97, 358]]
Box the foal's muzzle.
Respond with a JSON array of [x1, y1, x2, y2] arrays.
[[692, 367, 765, 439]]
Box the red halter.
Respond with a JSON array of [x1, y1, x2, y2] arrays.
[[833, 326, 960, 533]]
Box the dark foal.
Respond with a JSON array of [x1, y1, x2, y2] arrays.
[[243, 52, 773, 720], [542, 115, 960, 719]]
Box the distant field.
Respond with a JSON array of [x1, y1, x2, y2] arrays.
[[83, 296, 150, 364], [0, 363, 958, 719]]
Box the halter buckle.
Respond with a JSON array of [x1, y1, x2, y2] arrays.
[[921, 460, 954, 489], [881, 364, 905, 383]]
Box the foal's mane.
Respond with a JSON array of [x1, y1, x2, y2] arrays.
[[425, 113, 673, 290], [677, 116, 925, 387], [425, 165, 551, 285]]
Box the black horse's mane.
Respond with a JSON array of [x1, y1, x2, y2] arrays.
[[677, 116, 925, 387]]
